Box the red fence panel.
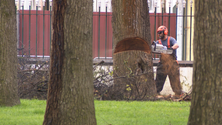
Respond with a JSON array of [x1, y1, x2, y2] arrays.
[[19, 10, 51, 57], [93, 12, 113, 58], [19, 11, 176, 58]]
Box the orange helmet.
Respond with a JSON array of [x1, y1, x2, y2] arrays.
[[157, 26, 168, 35]]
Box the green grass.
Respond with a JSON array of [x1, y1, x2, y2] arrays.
[[0, 99, 46, 125], [0, 99, 190, 125], [95, 101, 190, 125]]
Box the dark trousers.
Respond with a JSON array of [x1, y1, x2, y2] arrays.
[[155, 59, 182, 95]]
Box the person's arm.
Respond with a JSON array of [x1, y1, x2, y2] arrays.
[[170, 37, 179, 49], [172, 43, 179, 50]]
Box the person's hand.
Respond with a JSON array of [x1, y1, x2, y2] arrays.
[[171, 46, 176, 50]]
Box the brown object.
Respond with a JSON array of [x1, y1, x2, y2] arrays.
[[45, 0, 49, 10], [111, 0, 156, 100], [188, 1, 222, 124], [0, 0, 20, 106], [114, 37, 151, 54], [109, 50, 156, 100], [43, 0, 96, 125]]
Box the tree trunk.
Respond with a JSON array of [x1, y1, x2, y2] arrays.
[[188, 1, 222, 124], [0, 0, 20, 106], [43, 0, 96, 125], [110, 0, 156, 100]]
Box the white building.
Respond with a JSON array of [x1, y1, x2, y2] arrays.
[[16, 0, 185, 12], [15, 0, 52, 10], [93, 0, 185, 13]]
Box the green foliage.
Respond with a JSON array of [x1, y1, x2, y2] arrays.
[[109, 71, 113, 76], [0, 99, 190, 125]]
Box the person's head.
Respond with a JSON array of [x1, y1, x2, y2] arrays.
[[157, 26, 168, 40]]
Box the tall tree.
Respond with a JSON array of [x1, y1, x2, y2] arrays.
[[188, 0, 222, 124], [110, 0, 156, 100], [43, 0, 96, 124], [0, 0, 20, 106]]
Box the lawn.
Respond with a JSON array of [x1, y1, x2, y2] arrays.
[[0, 99, 190, 125]]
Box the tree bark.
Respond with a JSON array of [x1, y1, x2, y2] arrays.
[[43, 0, 96, 125], [111, 51, 155, 100], [0, 0, 20, 106], [110, 0, 156, 100], [188, 0, 222, 125]]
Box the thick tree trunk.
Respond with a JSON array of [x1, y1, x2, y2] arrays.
[[43, 0, 96, 125], [188, 1, 222, 125], [111, 51, 155, 100], [0, 0, 20, 106], [110, 0, 156, 100]]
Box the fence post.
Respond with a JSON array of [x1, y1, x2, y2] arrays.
[[154, 1, 157, 41], [98, 4, 101, 59], [29, 2, 31, 56], [22, 2, 24, 57], [154, 1, 157, 60], [189, 0, 193, 61], [185, 0, 188, 61], [36, 2, 38, 58], [15, 0, 19, 55], [105, 5, 107, 59], [161, 0, 164, 25], [176, 1, 178, 40], [175, 0, 184, 61], [168, 1, 171, 35], [43, 4, 45, 58], [50, 2, 52, 52]]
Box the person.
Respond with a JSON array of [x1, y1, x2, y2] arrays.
[[155, 25, 182, 97]]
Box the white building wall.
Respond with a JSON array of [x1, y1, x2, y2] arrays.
[[16, 0, 52, 10], [17, 0, 184, 14], [93, 0, 112, 12]]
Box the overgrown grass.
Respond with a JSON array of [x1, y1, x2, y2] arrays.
[[0, 99, 190, 125]]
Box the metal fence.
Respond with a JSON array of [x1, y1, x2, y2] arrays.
[[17, 3, 194, 61]]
